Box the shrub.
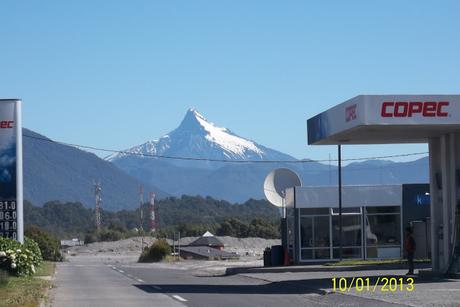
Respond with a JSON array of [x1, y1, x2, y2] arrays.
[[0, 237, 42, 276], [84, 232, 97, 244], [83, 228, 125, 244], [99, 229, 124, 242], [138, 239, 171, 262], [25, 225, 63, 261]]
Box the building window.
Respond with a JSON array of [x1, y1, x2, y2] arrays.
[[301, 249, 313, 260], [332, 214, 362, 259], [300, 208, 329, 215], [331, 207, 361, 214], [366, 206, 400, 214], [300, 215, 330, 260], [365, 207, 401, 259], [300, 217, 313, 248], [297, 205, 402, 262], [333, 247, 361, 259]]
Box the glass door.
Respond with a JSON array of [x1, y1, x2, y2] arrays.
[[332, 213, 363, 259], [313, 216, 331, 259], [300, 215, 331, 261], [300, 216, 313, 260]]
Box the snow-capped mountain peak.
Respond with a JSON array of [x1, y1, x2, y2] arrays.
[[178, 108, 264, 157], [106, 108, 295, 163]]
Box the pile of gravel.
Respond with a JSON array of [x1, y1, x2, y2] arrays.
[[66, 236, 280, 258], [172, 236, 280, 257]]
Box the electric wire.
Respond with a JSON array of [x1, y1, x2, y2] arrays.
[[22, 133, 428, 164]]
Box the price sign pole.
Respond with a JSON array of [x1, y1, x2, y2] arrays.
[[0, 99, 23, 243]]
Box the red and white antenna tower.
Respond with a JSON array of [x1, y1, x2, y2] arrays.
[[149, 192, 156, 232], [139, 185, 144, 232], [94, 181, 102, 231]]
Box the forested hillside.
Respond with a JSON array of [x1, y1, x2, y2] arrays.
[[24, 196, 281, 240], [23, 129, 168, 210]]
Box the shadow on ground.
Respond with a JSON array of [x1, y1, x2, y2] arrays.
[[134, 274, 456, 296], [226, 263, 432, 275]]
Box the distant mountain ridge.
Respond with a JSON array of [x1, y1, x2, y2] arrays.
[[109, 109, 429, 202], [21, 110, 429, 208], [23, 129, 168, 210]]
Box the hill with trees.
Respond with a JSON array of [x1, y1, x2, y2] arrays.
[[24, 196, 281, 240], [23, 128, 168, 211]]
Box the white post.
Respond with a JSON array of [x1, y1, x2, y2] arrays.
[[15, 100, 23, 244], [429, 138, 441, 272], [441, 134, 451, 270], [430, 133, 460, 273]]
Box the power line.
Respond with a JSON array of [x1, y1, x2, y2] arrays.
[[22, 133, 428, 164]]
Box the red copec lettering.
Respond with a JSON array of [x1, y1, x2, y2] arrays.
[[381, 101, 449, 118], [0, 121, 14, 128]]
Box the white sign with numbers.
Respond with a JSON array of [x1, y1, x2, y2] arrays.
[[0, 100, 23, 243]]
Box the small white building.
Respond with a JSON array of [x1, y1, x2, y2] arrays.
[[284, 184, 430, 264]]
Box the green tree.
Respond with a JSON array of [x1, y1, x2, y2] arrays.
[[25, 225, 63, 261], [138, 239, 171, 262]]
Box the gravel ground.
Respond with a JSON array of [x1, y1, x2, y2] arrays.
[[64, 236, 280, 266]]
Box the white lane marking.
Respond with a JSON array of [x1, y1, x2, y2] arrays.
[[127, 274, 134, 278], [62, 264, 103, 267], [118, 270, 124, 273], [152, 285, 162, 290], [172, 295, 188, 302], [136, 278, 144, 283]]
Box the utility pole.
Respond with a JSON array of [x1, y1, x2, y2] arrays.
[[178, 231, 181, 261], [139, 185, 144, 252], [338, 145, 343, 261], [149, 192, 156, 233], [172, 233, 176, 262], [94, 181, 102, 232]]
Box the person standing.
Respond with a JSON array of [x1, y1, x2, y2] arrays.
[[405, 227, 416, 275]]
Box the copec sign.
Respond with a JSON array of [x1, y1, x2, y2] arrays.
[[381, 101, 449, 118], [307, 95, 460, 145]]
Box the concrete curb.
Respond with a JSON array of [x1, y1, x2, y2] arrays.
[[236, 273, 329, 295], [225, 263, 431, 275]]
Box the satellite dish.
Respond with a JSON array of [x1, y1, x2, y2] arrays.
[[263, 168, 302, 207]]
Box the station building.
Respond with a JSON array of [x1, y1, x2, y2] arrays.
[[284, 184, 430, 264]]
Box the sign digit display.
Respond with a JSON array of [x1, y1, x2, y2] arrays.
[[0, 99, 23, 243]]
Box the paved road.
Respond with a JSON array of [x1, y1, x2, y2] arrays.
[[238, 268, 460, 307], [116, 263, 405, 307], [52, 262, 183, 307], [53, 259, 407, 306]]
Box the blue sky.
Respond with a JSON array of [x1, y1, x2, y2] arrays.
[[1, 1, 459, 163]]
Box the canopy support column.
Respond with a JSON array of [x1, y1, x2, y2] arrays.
[[429, 133, 460, 273]]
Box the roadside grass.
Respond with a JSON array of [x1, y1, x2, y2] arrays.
[[324, 258, 431, 266], [164, 255, 183, 262], [34, 261, 55, 277], [0, 261, 55, 307]]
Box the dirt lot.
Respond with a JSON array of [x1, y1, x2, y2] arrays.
[[64, 236, 280, 266]]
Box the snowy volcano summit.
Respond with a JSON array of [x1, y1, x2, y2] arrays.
[[105, 108, 428, 203], [107, 108, 295, 163]]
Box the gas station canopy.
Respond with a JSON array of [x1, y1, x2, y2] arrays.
[[307, 95, 460, 145], [307, 94, 460, 274]]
